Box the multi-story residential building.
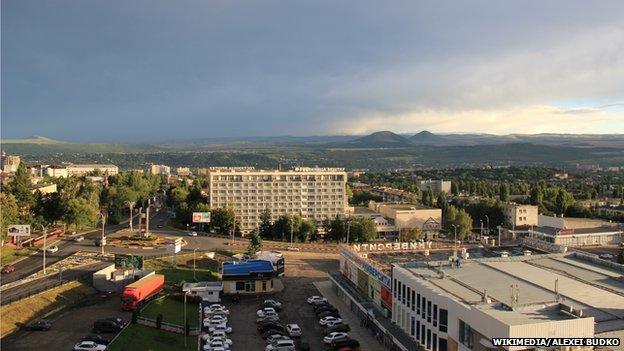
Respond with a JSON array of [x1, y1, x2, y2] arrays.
[[66, 164, 118, 177], [150, 164, 171, 175], [206, 167, 347, 234], [503, 203, 538, 227], [176, 167, 191, 176], [370, 186, 418, 203], [369, 201, 442, 235], [46, 165, 69, 178], [418, 179, 451, 193], [1, 153, 21, 173]]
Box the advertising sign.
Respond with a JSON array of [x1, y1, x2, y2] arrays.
[[167, 243, 181, 254], [192, 212, 211, 223], [7, 225, 31, 237], [114, 254, 144, 269]]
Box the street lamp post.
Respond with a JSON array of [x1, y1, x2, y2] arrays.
[[290, 219, 294, 248], [100, 211, 106, 256], [40, 224, 47, 274], [128, 201, 135, 232], [485, 214, 490, 235], [193, 248, 199, 281], [183, 291, 188, 347], [451, 224, 458, 258], [480, 220, 483, 241]]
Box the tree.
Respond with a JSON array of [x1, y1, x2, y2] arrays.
[[258, 208, 273, 239], [297, 219, 316, 243], [327, 215, 346, 242], [499, 183, 510, 202], [64, 198, 99, 230], [436, 191, 448, 212], [0, 193, 19, 241], [443, 205, 472, 240], [451, 182, 459, 196], [348, 217, 376, 242], [530, 186, 543, 206], [555, 188, 571, 215], [210, 207, 236, 234], [245, 230, 263, 256], [401, 227, 422, 241], [8, 163, 34, 211]]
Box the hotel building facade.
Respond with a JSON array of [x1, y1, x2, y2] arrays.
[[206, 167, 347, 233]]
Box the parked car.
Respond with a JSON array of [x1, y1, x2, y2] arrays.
[[92, 319, 123, 333], [46, 245, 59, 253], [188, 231, 198, 237], [156, 224, 163, 229], [24, 319, 52, 331], [206, 336, 232, 346], [104, 317, 126, 328], [318, 311, 341, 319], [266, 334, 291, 344], [1, 264, 15, 274], [324, 324, 351, 335], [265, 339, 295, 351], [205, 315, 228, 324], [307, 296, 327, 304], [325, 319, 344, 328], [74, 236, 85, 242], [298, 337, 310, 351], [73, 341, 107, 351], [314, 305, 338, 314], [203, 340, 230, 351], [599, 253, 614, 260], [208, 325, 232, 334], [204, 305, 229, 315], [331, 339, 360, 351], [204, 319, 228, 328], [257, 307, 277, 317], [203, 330, 230, 340], [286, 246, 300, 251], [257, 315, 280, 323], [319, 316, 342, 326], [263, 299, 282, 309], [323, 332, 348, 344], [285, 324, 301, 337], [257, 322, 286, 334], [261, 328, 288, 339], [82, 334, 110, 345]]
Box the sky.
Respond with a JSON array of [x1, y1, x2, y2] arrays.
[[2, 0, 624, 142]]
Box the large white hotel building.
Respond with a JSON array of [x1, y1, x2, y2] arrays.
[[206, 167, 347, 233]]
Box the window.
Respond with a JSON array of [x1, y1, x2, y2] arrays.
[[402, 284, 406, 304], [433, 333, 438, 351], [421, 297, 426, 319], [416, 321, 420, 341], [433, 304, 438, 327], [426, 329, 431, 349], [421, 325, 425, 347], [427, 301, 432, 323], [397, 281, 401, 301], [410, 316, 415, 336], [439, 309, 448, 333], [262, 280, 267, 291], [439, 338, 447, 351], [459, 320, 474, 348], [411, 290, 416, 311], [235, 281, 245, 291], [393, 279, 397, 298], [407, 287, 411, 307], [245, 280, 256, 292], [417, 293, 421, 314]]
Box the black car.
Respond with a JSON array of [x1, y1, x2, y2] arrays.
[[261, 302, 282, 312], [324, 323, 351, 335], [257, 322, 285, 333], [298, 337, 310, 351], [313, 302, 333, 311], [332, 339, 360, 350], [261, 328, 288, 339], [93, 319, 124, 333], [104, 317, 126, 327], [24, 319, 52, 331], [82, 334, 110, 345], [317, 311, 341, 319], [315, 306, 339, 315]]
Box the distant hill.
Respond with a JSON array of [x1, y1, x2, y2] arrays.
[[409, 130, 448, 145], [1, 136, 67, 144], [338, 131, 412, 148]]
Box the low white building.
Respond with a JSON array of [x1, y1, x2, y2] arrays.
[[182, 282, 223, 303]]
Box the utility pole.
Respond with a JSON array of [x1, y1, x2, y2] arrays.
[[346, 220, 351, 244], [100, 211, 106, 256], [290, 219, 294, 247], [193, 248, 198, 281], [184, 291, 188, 347], [451, 224, 457, 258], [41, 225, 47, 274], [485, 214, 490, 235], [480, 220, 483, 241], [128, 201, 135, 232]]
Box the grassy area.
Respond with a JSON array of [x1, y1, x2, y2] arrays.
[[144, 256, 218, 285], [141, 296, 199, 327], [1, 280, 96, 337], [1, 246, 32, 266], [108, 323, 195, 351]]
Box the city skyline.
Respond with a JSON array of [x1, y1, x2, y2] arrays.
[[2, 0, 624, 142]]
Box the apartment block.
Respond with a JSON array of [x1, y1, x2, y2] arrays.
[[418, 179, 452, 193], [207, 167, 347, 233], [503, 203, 538, 227], [149, 164, 171, 175]]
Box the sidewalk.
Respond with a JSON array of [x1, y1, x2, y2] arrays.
[[314, 280, 387, 351]]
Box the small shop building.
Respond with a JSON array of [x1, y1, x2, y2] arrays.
[[221, 259, 277, 294]]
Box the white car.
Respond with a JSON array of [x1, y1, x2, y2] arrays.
[[203, 340, 230, 351], [325, 319, 344, 328], [266, 334, 291, 344], [189, 231, 198, 237], [208, 336, 232, 346], [287, 246, 300, 251], [265, 339, 295, 351], [202, 330, 228, 340], [208, 325, 232, 334], [257, 307, 276, 317], [46, 245, 59, 253], [263, 299, 282, 309], [307, 296, 327, 304], [204, 319, 228, 328], [286, 324, 301, 337], [205, 304, 229, 314], [205, 315, 228, 324], [73, 236, 84, 242], [323, 332, 348, 344], [73, 341, 107, 351], [319, 316, 342, 326]]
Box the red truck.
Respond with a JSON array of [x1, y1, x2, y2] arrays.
[[121, 274, 165, 310]]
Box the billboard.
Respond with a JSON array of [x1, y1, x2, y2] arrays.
[[192, 212, 211, 223], [167, 243, 182, 254], [7, 225, 31, 237], [114, 254, 144, 269]]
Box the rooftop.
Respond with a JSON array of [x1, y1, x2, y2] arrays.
[[222, 259, 275, 276]]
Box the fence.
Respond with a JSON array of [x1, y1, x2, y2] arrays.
[[136, 316, 200, 335], [1, 279, 70, 305], [569, 251, 624, 273]]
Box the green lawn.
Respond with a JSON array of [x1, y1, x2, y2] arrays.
[[141, 296, 200, 328], [144, 257, 218, 285], [1, 246, 32, 266], [107, 323, 195, 351]]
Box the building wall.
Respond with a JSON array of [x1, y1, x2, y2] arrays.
[[207, 168, 347, 233], [46, 167, 69, 178], [419, 180, 451, 193], [538, 214, 566, 229], [66, 165, 118, 176], [373, 204, 442, 231], [504, 203, 538, 227], [222, 278, 275, 294]]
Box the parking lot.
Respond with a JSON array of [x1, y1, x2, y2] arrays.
[[2, 293, 131, 351], [575, 245, 623, 263]]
